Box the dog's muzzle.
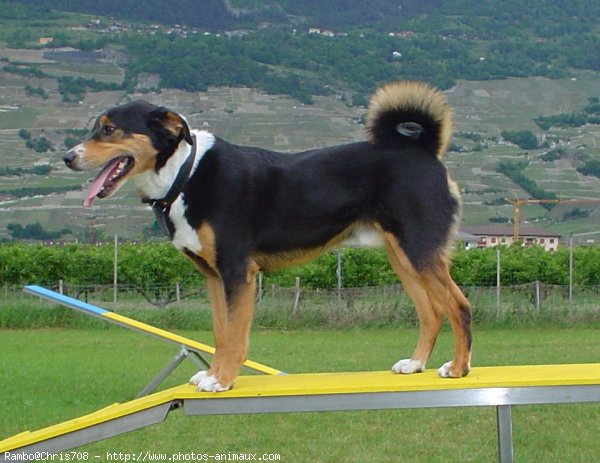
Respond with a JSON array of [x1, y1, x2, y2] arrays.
[[63, 147, 79, 170]]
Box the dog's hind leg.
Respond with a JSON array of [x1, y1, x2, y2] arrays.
[[420, 259, 472, 377], [384, 234, 444, 374], [384, 232, 471, 377]]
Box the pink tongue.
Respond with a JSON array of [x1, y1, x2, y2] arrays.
[[83, 158, 122, 207]]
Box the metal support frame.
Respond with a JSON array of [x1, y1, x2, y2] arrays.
[[497, 405, 514, 463], [135, 347, 211, 398]]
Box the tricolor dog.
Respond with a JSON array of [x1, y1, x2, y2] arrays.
[[64, 81, 472, 392]]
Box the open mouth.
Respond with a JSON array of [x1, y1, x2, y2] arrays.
[[83, 156, 134, 207]]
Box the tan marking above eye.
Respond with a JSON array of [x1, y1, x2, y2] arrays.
[[96, 115, 110, 130]]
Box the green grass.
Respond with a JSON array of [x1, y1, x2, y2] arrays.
[[1, 327, 599, 462]]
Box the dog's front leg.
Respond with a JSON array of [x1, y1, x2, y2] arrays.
[[206, 274, 228, 375], [191, 262, 258, 392]]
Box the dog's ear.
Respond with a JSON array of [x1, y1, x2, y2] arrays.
[[151, 107, 193, 145]]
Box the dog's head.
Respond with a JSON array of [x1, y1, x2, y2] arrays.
[[64, 100, 192, 207]]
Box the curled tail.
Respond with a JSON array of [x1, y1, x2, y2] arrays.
[[365, 81, 453, 158]]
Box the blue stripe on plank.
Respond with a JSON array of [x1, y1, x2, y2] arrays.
[[24, 285, 108, 316]]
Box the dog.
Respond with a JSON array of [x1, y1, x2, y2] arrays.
[[64, 81, 472, 392]]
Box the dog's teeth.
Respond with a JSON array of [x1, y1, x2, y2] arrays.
[[111, 160, 128, 180]]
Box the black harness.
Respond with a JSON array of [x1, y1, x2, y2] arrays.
[[142, 135, 197, 238]]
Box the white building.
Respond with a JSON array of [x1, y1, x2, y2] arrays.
[[461, 226, 561, 252]]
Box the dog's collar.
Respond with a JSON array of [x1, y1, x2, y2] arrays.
[[143, 134, 197, 237]]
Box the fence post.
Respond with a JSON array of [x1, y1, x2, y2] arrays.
[[292, 277, 301, 314], [569, 233, 573, 306], [113, 235, 118, 303], [496, 248, 501, 319], [336, 251, 342, 302], [535, 281, 541, 313], [176, 281, 181, 302], [58, 279, 64, 295], [257, 272, 263, 300]]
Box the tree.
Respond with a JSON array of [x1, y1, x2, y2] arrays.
[[495, 161, 558, 208], [6, 223, 70, 240], [577, 160, 600, 178], [501, 130, 539, 149]]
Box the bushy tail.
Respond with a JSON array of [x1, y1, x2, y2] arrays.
[[365, 81, 453, 158]]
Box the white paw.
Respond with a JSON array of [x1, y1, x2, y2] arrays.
[[437, 361, 453, 377], [189, 370, 208, 386], [190, 371, 231, 392], [392, 358, 425, 374], [437, 361, 470, 378]]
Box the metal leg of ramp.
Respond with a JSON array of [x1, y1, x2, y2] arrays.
[[135, 347, 210, 398], [497, 405, 514, 463]]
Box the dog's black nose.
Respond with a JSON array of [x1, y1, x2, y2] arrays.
[[63, 149, 76, 168]]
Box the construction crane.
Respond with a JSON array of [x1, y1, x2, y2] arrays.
[[508, 198, 600, 240]]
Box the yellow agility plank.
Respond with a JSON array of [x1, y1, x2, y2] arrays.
[[169, 363, 600, 399], [23, 285, 282, 376], [102, 312, 218, 353], [101, 312, 281, 376], [2, 364, 600, 457], [0, 391, 176, 453]]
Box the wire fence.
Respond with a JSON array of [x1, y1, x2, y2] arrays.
[[4, 280, 600, 325]]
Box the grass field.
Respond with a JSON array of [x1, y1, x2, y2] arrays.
[[1, 327, 599, 462]]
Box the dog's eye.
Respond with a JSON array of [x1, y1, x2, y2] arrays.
[[102, 125, 116, 136]]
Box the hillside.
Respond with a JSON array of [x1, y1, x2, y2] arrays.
[[6, 0, 600, 33], [1, 48, 599, 242], [1, 2, 600, 242], [2, 1, 600, 105]]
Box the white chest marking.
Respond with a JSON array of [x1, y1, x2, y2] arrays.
[[169, 196, 202, 253], [133, 130, 215, 200]]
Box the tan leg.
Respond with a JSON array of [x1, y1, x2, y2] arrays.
[[421, 260, 472, 377], [214, 271, 257, 389], [384, 233, 471, 378], [384, 235, 443, 373], [204, 274, 228, 376], [191, 262, 258, 391], [183, 252, 225, 390]]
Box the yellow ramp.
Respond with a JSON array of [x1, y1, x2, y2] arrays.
[[0, 389, 177, 455], [23, 285, 282, 376], [2, 363, 600, 458], [178, 362, 600, 398]]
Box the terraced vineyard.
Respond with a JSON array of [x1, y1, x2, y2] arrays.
[[1, 47, 599, 241]]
